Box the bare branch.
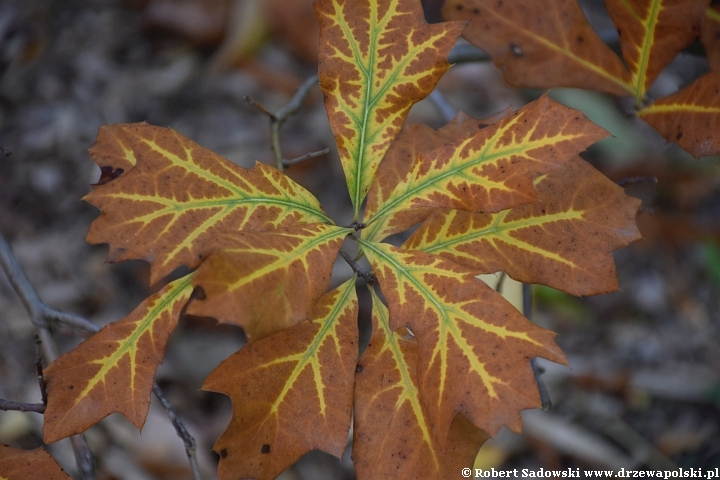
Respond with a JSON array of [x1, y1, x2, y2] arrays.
[[35, 335, 48, 407], [244, 75, 324, 171], [153, 384, 202, 480], [0, 230, 204, 479], [523, 283, 552, 411], [283, 148, 330, 168], [0, 399, 45, 413], [339, 249, 376, 285]]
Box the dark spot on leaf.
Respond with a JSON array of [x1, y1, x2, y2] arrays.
[[261, 444, 271, 454], [94, 166, 124, 186], [676, 131, 683, 140], [68, 385, 74, 389], [356, 364, 363, 373], [220, 448, 228, 458], [509, 44, 523, 57]]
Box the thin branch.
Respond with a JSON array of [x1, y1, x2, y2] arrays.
[[0, 231, 97, 479], [339, 249, 376, 285], [283, 148, 330, 168], [0, 399, 45, 413], [0, 230, 203, 479], [615, 176, 658, 188], [152, 384, 202, 480], [244, 75, 323, 171]]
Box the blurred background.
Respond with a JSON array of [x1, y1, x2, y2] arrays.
[[0, 0, 719, 478]]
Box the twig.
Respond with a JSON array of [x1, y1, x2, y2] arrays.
[[0, 399, 45, 413], [339, 249, 376, 285], [152, 384, 202, 480], [615, 176, 658, 188], [0, 230, 203, 479], [0, 231, 97, 479], [283, 148, 329, 168], [523, 283, 552, 411], [244, 75, 323, 171], [0, 233, 97, 334]]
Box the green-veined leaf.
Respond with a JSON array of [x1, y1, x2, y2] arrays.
[[353, 287, 483, 478], [187, 223, 349, 342], [203, 278, 358, 480], [605, 0, 709, 103], [43, 275, 195, 444], [359, 239, 566, 444], [404, 157, 642, 296], [316, 0, 464, 217], [363, 94, 608, 241], [85, 123, 331, 284]]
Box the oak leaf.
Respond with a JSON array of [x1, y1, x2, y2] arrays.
[[442, 0, 633, 95], [359, 240, 566, 444], [363, 94, 608, 241], [85, 123, 330, 284], [605, 0, 709, 103], [404, 157, 642, 296], [352, 287, 485, 479], [316, 0, 464, 216], [0, 445, 72, 480], [186, 223, 349, 342], [203, 279, 358, 480], [43, 275, 194, 444], [638, 72, 720, 157]]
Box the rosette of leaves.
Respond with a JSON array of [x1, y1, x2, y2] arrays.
[[29, 1, 642, 479]]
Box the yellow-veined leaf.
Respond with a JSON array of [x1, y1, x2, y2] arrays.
[[316, 0, 464, 217], [359, 239, 566, 444], [85, 123, 331, 285], [186, 223, 348, 342], [638, 72, 720, 157], [352, 287, 485, 479], [404, 157, 642, 296], [442, 0, 633, 96], [43, 275, 195, 444], [703, 6, 720, 71], [365, 109, 512, 224], [363, 94, 608, 241], [203, 279, 358, 480], [605, 0, 709, 103], [0, 445, 71, 480]]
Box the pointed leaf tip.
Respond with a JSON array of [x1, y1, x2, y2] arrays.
[[43, 275, 194, 444], [203, 279, 358, 480], [316, 0, 464, 216]]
